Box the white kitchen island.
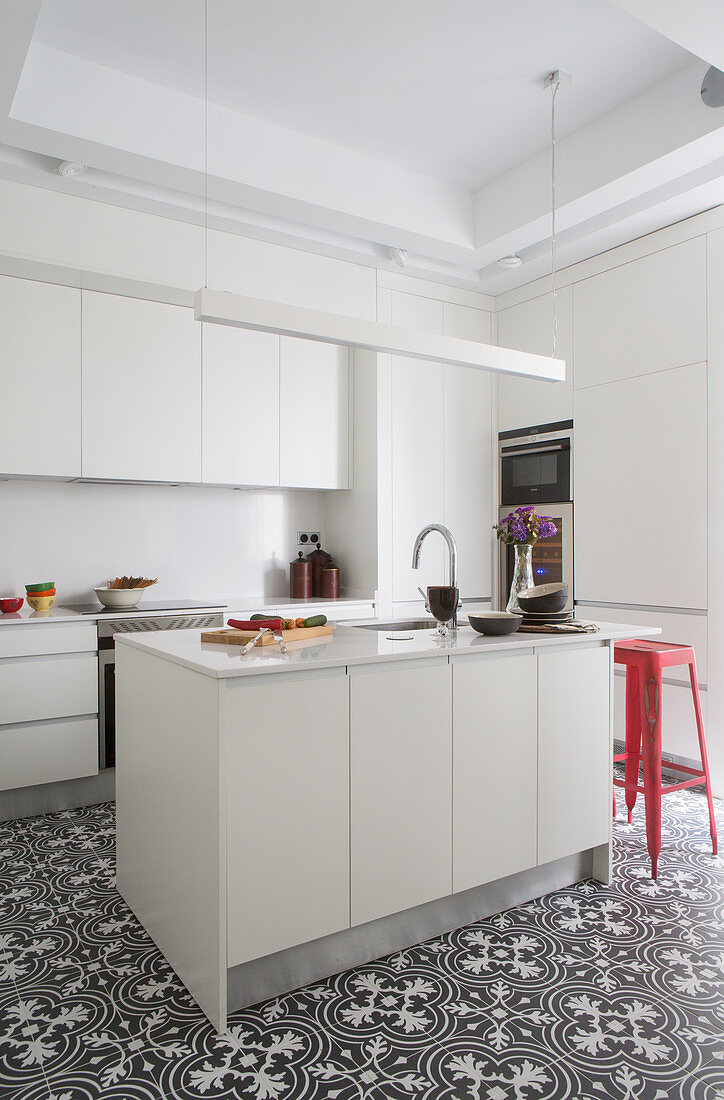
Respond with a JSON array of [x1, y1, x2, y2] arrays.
[[115, 619, 658, 1031]]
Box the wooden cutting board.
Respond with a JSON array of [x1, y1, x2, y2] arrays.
[[201, 624, 334, 646]]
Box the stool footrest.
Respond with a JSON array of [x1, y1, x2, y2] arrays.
[[613, 776, 707, 795]]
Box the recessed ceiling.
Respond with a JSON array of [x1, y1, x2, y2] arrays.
[[32, 0, 690, 188], [0, 0, 721, 294]]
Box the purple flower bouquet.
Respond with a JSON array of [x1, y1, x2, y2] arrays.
[[494, 506, 558, 546]]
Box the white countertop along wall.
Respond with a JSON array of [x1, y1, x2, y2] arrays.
[[115, 621, 657, 679], [0, 593, 375, 627]]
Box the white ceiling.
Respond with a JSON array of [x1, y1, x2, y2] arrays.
[[32, 0, 689, 188], [0, 0, 723, 294]]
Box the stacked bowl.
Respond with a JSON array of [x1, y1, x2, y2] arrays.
[[516, 583, 571, 627]]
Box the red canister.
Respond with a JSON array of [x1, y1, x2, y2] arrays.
[[289, 552, 312, 599], [307, 542, 333, 598], [321, 563, 340, 599]]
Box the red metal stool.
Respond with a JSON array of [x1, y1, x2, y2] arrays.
[[613, 639, 717, 879]]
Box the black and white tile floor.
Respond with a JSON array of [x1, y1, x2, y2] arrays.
[[2, 782, 724, 1100]]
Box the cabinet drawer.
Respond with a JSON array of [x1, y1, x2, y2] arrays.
[[0, 653, 98, 725], [0, 622, 97, 659], [0, 716, 98, 791]]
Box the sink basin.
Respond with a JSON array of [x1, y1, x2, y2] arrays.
[[354, 619, 468, 631]]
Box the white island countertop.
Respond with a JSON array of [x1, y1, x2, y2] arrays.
[[114, 619, 660, 679]]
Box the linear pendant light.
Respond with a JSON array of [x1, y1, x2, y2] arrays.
[[194, 289, 565, 381]]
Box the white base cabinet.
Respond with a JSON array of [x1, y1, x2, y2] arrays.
[[537, 646, 611, 865], [350, 661, 452, 925], [452, 652, 537, 891], [226, 671, 350, 966], [0, 622, 98, 791], [116, 635, 617, 1031]]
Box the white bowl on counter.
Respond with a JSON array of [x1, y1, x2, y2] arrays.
[[94, 586, 146, 610]]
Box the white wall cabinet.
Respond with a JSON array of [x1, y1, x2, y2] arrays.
[[573, 238, 706, 390], [0, 275, 81, 478], [452, 652, 537, 892], [81, 292, 202, 482], [226, 672, 350, 965], [574, 362, 707, 609], [538, 646, 610, 865], [202, 325, 280, 486], [497, 288, 573, 432], [350, 662, 452, 925], [279, 337, 349, 489]]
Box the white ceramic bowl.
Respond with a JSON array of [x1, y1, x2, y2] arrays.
[[94, 586, 145, 610]]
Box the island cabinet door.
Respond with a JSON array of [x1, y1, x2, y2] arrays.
[[349, 660, 452, 927], [451, 652, 537, 893], [537, 645, 611, 866], [225, 670, 350, 967]]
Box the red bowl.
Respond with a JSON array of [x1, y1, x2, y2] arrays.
[[1, 597, 23, 613]]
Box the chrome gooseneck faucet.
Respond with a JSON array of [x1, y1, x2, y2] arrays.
[[411, 524, 459, 627]]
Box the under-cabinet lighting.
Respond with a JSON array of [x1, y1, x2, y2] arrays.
[[194, 288, 565, 382]]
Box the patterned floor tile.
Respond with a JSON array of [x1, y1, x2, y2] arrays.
[[1, 781, 724, 1098], [571, 1059, 709, 1099], [409, 1035, 583, 1100]]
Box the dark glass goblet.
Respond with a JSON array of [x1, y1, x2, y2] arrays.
[[427, 586, 459, 636]]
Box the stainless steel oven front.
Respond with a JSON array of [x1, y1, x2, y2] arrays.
[[499, 421, 573, 507], [98, 611, 224, 769]]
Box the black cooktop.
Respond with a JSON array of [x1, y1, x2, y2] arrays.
[[64, 599, 226, 616]]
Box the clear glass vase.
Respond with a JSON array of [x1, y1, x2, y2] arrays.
[[506, 542, 534, 612]]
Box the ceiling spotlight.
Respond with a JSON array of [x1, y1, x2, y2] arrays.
[[497, 254, 523, 268], [57, 161, 87, 178], [385, 246, 407, 268], [702, 65, 724, 108]]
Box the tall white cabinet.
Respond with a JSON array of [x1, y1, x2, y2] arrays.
[[388, 291, 494, 604], [82, 292, 202, 482], [0, 275, 81, 478]]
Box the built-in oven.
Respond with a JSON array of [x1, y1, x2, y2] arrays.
[[498, 420, 574, 611], [98, 610, 224, 769], [500, 420, 572, 506]]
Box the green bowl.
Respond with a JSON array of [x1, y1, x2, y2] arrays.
[[26, 581, 55, 592]]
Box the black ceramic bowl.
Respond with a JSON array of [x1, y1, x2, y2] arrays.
[[468, 612, 522, 636], [517, 583, 568, 614]]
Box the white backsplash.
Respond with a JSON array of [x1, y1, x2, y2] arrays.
[[0, 480, 326, 603]]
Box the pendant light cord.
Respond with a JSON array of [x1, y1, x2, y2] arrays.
[[550, 75, 559, 360], [204, 0, 208, 290]]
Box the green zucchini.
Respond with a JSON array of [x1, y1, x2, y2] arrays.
[[251, 612, 278, 621], [303, 614, 327, 628]]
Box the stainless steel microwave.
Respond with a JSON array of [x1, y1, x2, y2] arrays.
[[499, 420, 572, 506]]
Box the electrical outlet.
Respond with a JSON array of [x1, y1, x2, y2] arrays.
[[297, 530, 320, 547]]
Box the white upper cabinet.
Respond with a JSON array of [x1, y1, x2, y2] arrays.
[[573, 237, 707, 389], [574, 361, 707, 608], [202, 325, 280, 486], [0, 276, 81, 478], [497, 288, 573, 432], [82, 292, 202, 483], [279, 337, 349, 489]]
